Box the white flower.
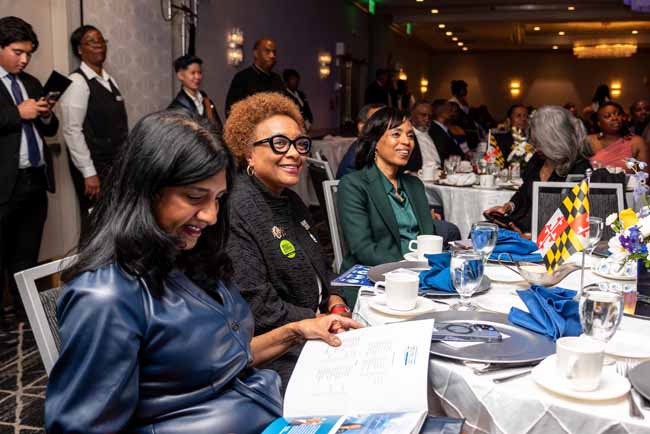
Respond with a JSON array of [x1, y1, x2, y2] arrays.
[[608, 236, 629, 262], [606, 213, 618, 227], [638, 216, 650, 238]]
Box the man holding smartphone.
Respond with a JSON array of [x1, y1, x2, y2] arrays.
[[0, 16, 59, 320]]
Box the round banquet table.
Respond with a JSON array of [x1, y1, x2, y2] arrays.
[[291, 136, 356, 206], [423, 182, 515, 239], [352, 255, 650, 434]]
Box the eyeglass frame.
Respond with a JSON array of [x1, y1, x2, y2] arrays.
[[251, 134, 312, 155]]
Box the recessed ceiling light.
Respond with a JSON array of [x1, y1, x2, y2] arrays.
[[457, 41, 464, 46], [462, 47, 468, 51], [558, 31, 565, 36], [452, 36, 458, 41], [567, 5, 575, 10], [632, 30, 639, 34], [416, 0, 423, 2], [445, 31, 453, 36], [431, 8, 439, 14], [533, 26, 541, 31], [552, 45, 559, 50], [438, 23, 446, 28]]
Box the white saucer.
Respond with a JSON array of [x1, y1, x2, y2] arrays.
[[607, 330, 650, 359], [591, 268, 636, 281], [532, 355, 630, 401], [472, 185, 501, 190], [369, 295, 441, 317], [403, 252, 422, 262], [592, 259, 636, 281]]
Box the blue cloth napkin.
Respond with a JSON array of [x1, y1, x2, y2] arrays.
[[508, 285, 582, 341], [489, 228, 543, 262], [419, 252, 456, 293]]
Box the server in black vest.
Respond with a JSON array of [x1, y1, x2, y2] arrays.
[[60, 25, 128, 236], [0, 17, 59, 318], [168, 54, 222, 131]]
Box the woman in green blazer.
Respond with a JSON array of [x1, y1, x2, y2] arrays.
[[338, 107, 458, 270]]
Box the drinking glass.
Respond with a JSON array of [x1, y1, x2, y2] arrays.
[[587, 217, 604, 255], [470, 222, 499, 263], [450, 250, 484, 311], [579, 283, 624, 344], [444, 159, 457, 175]]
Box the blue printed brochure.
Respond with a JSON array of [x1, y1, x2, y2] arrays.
[[331, 264, 372, 287]]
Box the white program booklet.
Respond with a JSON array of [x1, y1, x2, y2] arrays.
[[261, 320, 435, 434]]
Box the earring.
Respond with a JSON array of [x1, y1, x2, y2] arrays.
[[246, 164, 255, 176], [598, 131, 604, 139]]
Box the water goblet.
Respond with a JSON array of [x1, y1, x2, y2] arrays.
[[579, 283, 624, 346], [587, 216, 603, 255], [450, 250, 484, 311], [470, 222, 499, 263]]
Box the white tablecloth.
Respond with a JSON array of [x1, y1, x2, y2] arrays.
[[353, 256, 650, 434], [292, 136, 356, 206], [424, 183, 515, 239]]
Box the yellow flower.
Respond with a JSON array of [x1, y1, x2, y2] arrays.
[[619, 208, 638, 229]]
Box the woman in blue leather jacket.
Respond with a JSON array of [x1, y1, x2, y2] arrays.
[[44, 110, 361, 434]]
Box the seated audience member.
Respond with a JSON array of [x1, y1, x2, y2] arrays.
[[223, 93, 350, 391], [588, 101, 649, 171], [45, 110, 360, 434], [282, 69, 313, 130], [337, 103, 384, 179], [364, 69, 391, 105], [337, 107, 460, 270], [629, 99, 649, 137], [411, 100, 441, 169], [429, 99, 465, 162], [484, 106, 595, 236], [491, 104, 530, 162], [168, 54, 222, 131]]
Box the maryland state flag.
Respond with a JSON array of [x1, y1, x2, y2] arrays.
[[487, 131, 506, 169], [536, 180, 590, 273]]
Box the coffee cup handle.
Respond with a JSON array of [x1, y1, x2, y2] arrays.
[[408, 240, 418, 252], [373, 281, 386, 296], [566, 356, 578, 379]]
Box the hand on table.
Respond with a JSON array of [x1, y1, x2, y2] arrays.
[[295, 315, 364, 347]]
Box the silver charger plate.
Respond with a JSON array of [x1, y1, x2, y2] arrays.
[[414, 310, 556, 364], [628, 361, 650, 402], [367, 261, 491, 297]]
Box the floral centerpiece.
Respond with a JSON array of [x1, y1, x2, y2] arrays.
[[506, 127, 534, 169]]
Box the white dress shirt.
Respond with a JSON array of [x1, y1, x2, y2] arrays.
[[183, 87, 204, 116], [59, 62, 121, 178], [0, 65, 46, 168], [413, 127, 441, 168]]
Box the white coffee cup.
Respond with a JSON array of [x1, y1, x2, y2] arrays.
[[421, 165, 436, 181], [556, 336, 605, 392], [408, 235, 443, 260], [373, 272, 419, 311], [479, 174, 495, 188]]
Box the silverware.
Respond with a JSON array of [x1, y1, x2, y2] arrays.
[[616, 361, 645, 419], [465, 361, 539, 375], [492, 369, 533, 384]]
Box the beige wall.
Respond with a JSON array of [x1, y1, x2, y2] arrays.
[[428, 50, 650, 120]]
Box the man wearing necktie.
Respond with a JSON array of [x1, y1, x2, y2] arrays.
[[0, 17, 59, 320]]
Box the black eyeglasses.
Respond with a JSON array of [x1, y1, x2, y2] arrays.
[[252, 134, 312, 155]]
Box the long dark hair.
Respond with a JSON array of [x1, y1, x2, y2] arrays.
[[62, 111, 234, 293], [355, 107, 408, 169]]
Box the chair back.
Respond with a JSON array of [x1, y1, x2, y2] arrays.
[[323, 180, 349, 273], [532, 182, 624, 241], [307, 157, 334, 211], [13, 256, 77, 375]]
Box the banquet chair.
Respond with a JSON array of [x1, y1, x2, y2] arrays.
[[531, 182, 624, 241], [323, 180, 349, 273], [307, 157, 335, 212], [13, 255, 77, 375]]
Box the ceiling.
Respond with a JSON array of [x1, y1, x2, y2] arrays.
[[368, 0, 650, 52]]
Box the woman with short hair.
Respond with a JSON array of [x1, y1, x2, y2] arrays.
[[223, 92, 350, 391], [484, 105, 594, 235], [45, 110, 360, 434]]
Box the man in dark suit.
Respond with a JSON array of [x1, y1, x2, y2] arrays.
[[364, 69, 391, 106], [169, 54, 222, 131], [429, 99, 464, 162], [224, 38, 283, 116], [0, 16, 59, 318], [282, 69, 313, 130]]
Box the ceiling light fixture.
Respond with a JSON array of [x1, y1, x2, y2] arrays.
[[558, 31, 565, 36], [533, 26, 541, 31], [567, 5, 575, 10], [416, 0, 423, 2], [445, 31, 453, 36], [452, 36, 458, 41], [438, 23, 446, 28], [632, 30, 639, 34], [462, 47, 468, 51], [431, 8, 439, 14], [573, 43, 637, 58], [457, 41, 464, 46], [552, 45, 559, 50]]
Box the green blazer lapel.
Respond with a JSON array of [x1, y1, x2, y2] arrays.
[[402, 175, 434, 235], [366, 167, 401, 246]]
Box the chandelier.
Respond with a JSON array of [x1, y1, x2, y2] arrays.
[[573, 42, 637, 58]]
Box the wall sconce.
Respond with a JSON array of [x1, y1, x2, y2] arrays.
[[509, 80, 521, 97], [227, 28, 244, 66], [398, 69, 408, 81], [611, 81, 622, 98], [420, 77, 428, 94], [318, 51, 332, 79]]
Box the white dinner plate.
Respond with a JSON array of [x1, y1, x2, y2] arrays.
[[369, 295, 441, 317], [532, 355, 630, 401], [606, 330, 650, 359], [484, 265, 524, 283], [476, 295, 528, 314], [471, 185, 502, 191]]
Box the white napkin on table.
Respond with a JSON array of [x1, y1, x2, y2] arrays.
[[441, 173, 478, 186]]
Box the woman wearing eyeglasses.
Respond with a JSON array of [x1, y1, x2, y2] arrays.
[[223, 92, 349, 392]]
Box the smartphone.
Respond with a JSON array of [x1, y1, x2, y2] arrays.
[[45, 91, 61, 102], [431, 322, 503, 343]]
